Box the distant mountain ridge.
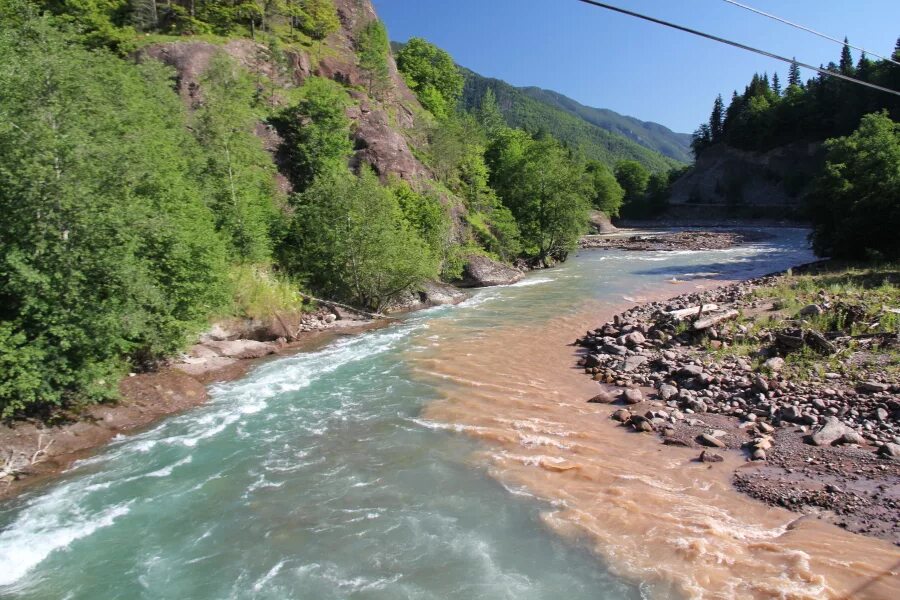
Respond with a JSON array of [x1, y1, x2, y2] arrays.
[[458, 67, 687, 172], [518, 87, 693, 163]]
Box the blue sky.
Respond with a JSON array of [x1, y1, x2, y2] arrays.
[[371, 0, 900, 134]]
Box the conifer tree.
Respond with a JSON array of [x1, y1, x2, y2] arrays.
[[709, 94, 724, 141], [839, 38, 854, 75], [788, 59, 801, 87], [772, 72, 781, 96], [894, 37, 900, 61]]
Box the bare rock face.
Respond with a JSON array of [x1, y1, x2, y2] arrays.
[[456, 255, 524, 288], [348, 100, 429, 181], [588, 210, 618, 234]]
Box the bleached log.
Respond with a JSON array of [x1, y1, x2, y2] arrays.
[[693, 310, 739, 330], [667, 304, 719, 320]]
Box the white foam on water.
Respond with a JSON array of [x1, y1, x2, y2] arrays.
[[0, 499, 132, 587], [510, 277, 554, 287]]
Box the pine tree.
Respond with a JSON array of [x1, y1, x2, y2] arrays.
[[772, 72, 781, 96], [894, 37, 900, 61], [709, 94, 724, 141], [788, 59, 801, 87], [839, 37, 854, 75]]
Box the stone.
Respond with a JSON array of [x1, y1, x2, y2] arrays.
[[603, 344, 628, 356], [679, 365, 704, 378], [622, 388, 644, 405], [631, 416, 654, 432], [751, 448, 767, 461], [621, 355, 648, 373], [611, 409, 632, 422], [583, 354, 602, 368], [456, 255, 523, 288], [807, 417, 853, 447], [699, 450, 724, 463], [753, 376, 769, 393], [858, 381, 890, 394], [624, 331, 646, 347], [763, 357, 785, 372], [658, 384, 679, 401], [588, 390, 616, 404], [781, 405, 802, 422], [877, 443, 900, 460], [201, 339, 277, 360], [799, 304, 824, 317], [697, 433, 726, 448], [685, 399, 708, 414], [836, 431, 865, 446]]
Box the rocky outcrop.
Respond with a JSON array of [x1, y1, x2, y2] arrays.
[[588, 210, 618, 234], [666, 142, 824, 219], [456, 255, 524, 288]]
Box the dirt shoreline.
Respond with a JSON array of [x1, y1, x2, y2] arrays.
[[574, 263, 900, 544], [0, 319, 389, 502]]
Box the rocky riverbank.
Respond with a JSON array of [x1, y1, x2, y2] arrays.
[[580, 229, 761, 251], [575, 262, 900, 543]]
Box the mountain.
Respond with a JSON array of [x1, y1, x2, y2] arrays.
[[518, 87, 693, 163], [459, 68, 688, 172]]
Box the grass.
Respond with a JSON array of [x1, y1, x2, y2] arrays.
[[749, 262, 900, 380], [227, 264, 311, 321]]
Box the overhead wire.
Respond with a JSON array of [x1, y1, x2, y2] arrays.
[[572, 0, 900, 97], [719, 0, 900, 67]]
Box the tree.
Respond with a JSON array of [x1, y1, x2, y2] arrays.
[[809, 112, 900, 259], [357, 19, 390, 97], [475, 88, 505, 135], [488, 134, 590, 264], [585, 160, 625, 217], [839, 37, 854, 75], [709, 94, 724, 141], [299, 0, 339, 40], [194, 53, 280, 263], [274, 76, 352, 190], [772, 72, 782, 97], [283, 168, 439, 310], [788, 59, 802, 87], [396, 37, 464, 119], [614, 160, 650, 209], [690, 123, 712, 158]]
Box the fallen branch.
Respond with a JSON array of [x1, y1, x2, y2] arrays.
[[297, 292, 390, 321], [667, 304, 719, 320], [693, 309, 739, 330]]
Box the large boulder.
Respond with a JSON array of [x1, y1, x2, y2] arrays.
[[806, 417, 853, 446], [456, 255, 523, 288]]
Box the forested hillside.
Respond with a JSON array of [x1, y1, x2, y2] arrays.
[[1, 1, 656, 418], [675, 38, 900, 259], [518, 86, 692, 163], [459, 68, 684, 173]]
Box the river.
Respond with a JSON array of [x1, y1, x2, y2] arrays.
[[1, 228, 898, 599]]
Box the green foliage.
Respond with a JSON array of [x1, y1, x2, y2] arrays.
[[396, 37, 464, 119], [228, 264, 304, 320], [585, 160, 624, 217], [809, 112, 900, 260], [693, 40, 900, 156], [487, 133, 591, 263], [0, 15, 231, 416], [614, 160, 650, 206], [282, 168, 439, 311], [392, 181, 453, 266], [357, 18, 390, 97], [297, 0, 338, 40], [461, 69, 688, 170], [274, 75, 353, 190], [194, 53, 281, 263]]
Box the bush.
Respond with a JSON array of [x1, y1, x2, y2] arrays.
[[809, 112, 900, 259], [282, 168, 440, 311]]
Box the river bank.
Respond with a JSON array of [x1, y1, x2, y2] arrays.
[[0, 316, 388, 501], [573, 261, 900, 544]]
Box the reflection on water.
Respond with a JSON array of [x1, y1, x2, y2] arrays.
[[1, 229, 897, 599]]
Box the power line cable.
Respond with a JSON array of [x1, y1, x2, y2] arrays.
[[719, 0, 900, 67], [572, 0, 900, 97]]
